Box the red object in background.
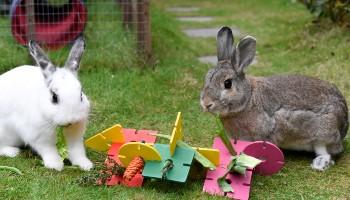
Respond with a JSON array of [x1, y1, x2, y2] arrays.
[[11, 0, 87, 49]]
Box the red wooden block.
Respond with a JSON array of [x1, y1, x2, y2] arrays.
[[105, 128, 157, 187], [106, 174, 144, 187], [124, 129, 158, 143], [108, 143, 123, 158]]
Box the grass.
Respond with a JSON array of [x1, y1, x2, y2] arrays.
[[1, 0, 350, 199]]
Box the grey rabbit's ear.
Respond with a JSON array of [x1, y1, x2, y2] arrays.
[[217, 26, 234, 61], [28, 40, 56, 79], [232, 36, 256, 74], [64, 36, 85, 74]]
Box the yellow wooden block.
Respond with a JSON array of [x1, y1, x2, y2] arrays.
[[84, 124, 124, 151], [169, 112, 183, 156], [85, 134, 111, 151], [101, 124, 124, 143], [118, 142, 162, 167], [193, 147, 220, 166]]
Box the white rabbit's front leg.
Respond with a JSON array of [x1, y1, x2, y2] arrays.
[[63, 120, 93, 171], [30, 130, 64, 171], [0, 126, 21, 157], [0, 146, 20, 157]]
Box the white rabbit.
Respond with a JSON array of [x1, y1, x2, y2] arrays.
[[0, 37, 93, 171]]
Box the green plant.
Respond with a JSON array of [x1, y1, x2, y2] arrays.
[[75, 157, 125, 186], [0, 166, 23, 175], [299, 0, 350, 26], [215, 116, 262, 193]]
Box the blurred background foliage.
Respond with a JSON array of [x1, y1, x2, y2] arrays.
[[299, 0, 350, 26]]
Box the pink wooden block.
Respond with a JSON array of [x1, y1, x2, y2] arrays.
[[203, 138, 284, 200], [105, 128, 157, 187], [243, 141, 284, 176], [204, 138, 253, 200]]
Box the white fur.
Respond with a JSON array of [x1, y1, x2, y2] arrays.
[[0, 62, 92, 171], [311, 144, 334, 171]]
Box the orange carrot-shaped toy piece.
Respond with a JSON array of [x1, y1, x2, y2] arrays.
[[123, 156, 145, 181]]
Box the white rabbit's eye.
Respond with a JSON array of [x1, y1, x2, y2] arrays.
[[224, 79, 232, 89], [51, 91, 59, 104], [80, 91, 83, 102]]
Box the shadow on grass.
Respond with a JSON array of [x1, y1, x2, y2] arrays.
[[143, 179, 202, 195]]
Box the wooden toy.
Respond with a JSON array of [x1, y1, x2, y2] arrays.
[[142, 112, 219, 182], [85, 125, 158, 187], [142, 143, 195, 182], [123, 156, 145, 181], [203, 138, 284, 200], [118, 142, 162, 166], [84, 112, 283, 199], [85, 112, 220, 185], [85, 125, 157, 152]]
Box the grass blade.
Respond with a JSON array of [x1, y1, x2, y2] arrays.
[[0, 166, 23, 175]]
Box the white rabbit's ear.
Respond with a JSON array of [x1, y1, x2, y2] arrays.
[[28, 40, 56, 79], [217, 27, 234, 62], [233, 36, 256, 75], [64, 36, 85, 75]]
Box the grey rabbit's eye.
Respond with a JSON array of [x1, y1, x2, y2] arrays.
[[51, 90, 59, 104], [224, 79, 232, 89]]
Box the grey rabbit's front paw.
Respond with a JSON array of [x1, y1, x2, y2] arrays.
[[311, 154, 334, 171]]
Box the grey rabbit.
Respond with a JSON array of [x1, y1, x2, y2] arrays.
[[200, 26, 348, 171]]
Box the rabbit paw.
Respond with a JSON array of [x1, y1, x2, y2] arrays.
[[71, 157, 93, 171], [43, 157, 64, 171], [311, 154, 334, 171], [0, 146, 20, 157]]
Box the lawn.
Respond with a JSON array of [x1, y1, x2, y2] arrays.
[[1, 0, 350, 199]]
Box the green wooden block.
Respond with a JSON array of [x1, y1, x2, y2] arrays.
[[142, 143, 195, 183]]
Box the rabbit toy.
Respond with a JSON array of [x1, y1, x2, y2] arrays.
[[0, 37, 93, 171], [200, 27, 348, 171]]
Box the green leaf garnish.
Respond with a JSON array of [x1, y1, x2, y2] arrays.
[[215, 116, 236, 155], [57, 127, 68, 160], [218, 175, 234, 193], [235, 153, 262, 169], [218, 153, 262, 192], [177, 141, 216, 170]]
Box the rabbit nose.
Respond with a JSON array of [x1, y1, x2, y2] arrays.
[[205, 103, 213, 109]]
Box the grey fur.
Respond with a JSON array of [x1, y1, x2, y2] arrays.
[[28, 40, 56, 80], [64, 36, 85, 74], [200, 27, 348, 169], [217, 26, 234, 61], [234, 36, 256, 74]]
